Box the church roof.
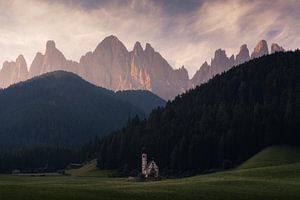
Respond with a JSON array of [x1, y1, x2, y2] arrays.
[[147, 160, 159, 169]]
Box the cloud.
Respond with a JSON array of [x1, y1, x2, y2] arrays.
[[164, 0, 300, 75], [0, 0, 299, 77]]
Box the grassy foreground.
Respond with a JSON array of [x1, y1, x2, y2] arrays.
[[1, 146, 300, 200]]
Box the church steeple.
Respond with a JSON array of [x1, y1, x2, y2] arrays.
[[141, 151, 147, 176]]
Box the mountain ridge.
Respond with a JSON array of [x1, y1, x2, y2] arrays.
[[0, 36, 286, 99]]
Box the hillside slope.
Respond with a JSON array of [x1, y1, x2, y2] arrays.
[[238, 146, 300, 169], [0, 71, 164, 152], [95, 51, 300, 175]]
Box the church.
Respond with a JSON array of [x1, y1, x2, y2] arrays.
[[141, 151, 159, 178]]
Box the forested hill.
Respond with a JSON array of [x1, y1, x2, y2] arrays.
[[0, 71, 164, 152], [95, 50, 300, 176]]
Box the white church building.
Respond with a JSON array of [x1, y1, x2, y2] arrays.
[[141, 152, 159, 178]]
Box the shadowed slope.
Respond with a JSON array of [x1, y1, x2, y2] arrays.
[[238, 146, 300, 169], [0, 71, 152, 151]]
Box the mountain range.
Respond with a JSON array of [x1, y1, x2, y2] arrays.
[[0, 36, 285, 100]]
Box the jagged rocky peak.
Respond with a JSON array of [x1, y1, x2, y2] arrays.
[[214, 49, 226, 58], [240, 44, 248, 50], [34, 52, 44, 58], [211, 49, 231, 68], [236, 44, 250, 65], [15, 55, 29, 77], [103, 34, 119, 42], [0, 55, 29, 87], [271, 43, 285, 54], [31, 52, 44, 63], [43, 40, 66, 62], [251, 40, 269, 59], [175, 66, 189, 80], [2, 61, 9, 67], [145, 43, 155, 53], [46, 40, 56, 52], [202, 61, 210, 68], [179, 65, 186, 70], [15, 55, 28, 78], [16, 54, 27, 66], [44, 40, 66, 62], [100, 35, 120, 46], [191, 61, 211, 86], [194, 61, 210, 75], [133, 41, 143, 53], [79, 51, 93, 63], [94, 35, 129, 56], [29, 40, 79, 78], [29, 52, 44, 77], [97, 35, 123, 48], [1, 60, 14, 70], [134, 41, 143, 50]]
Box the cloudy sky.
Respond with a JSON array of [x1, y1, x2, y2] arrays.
[[0, 0, 299, 77]]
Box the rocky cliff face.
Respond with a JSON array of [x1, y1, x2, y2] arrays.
[[211, 49, 235, 75], [129, 42, 190, 99], [2, 36, 189, 99], [29, 40, 79, 78], [191, 40, 283, 87], [191, 49, 236, 87], [235, 44, 250, 65], [271, 43, 285, 54], [77, 36, 190, 99], [0, 55, 28, 88], [0, 37, 286, 99], [79, 35, 131, 90], [251, 40, 269, 59], [191, 61, 210, 86]]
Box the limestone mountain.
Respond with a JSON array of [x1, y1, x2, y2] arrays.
[[271, 43, 285, 54], [211, 49, 235, 75], [29, 40, 79, 78], [250, 40, 269, 59], [191, 61, 210, 85], [235, 44, 250, 65], [0, 36, 286, 100], [78, 36, 130, 90], [27, 36, 189, 100], [0, 55, 28, 88], [191, 49, 235, 87], [191, 40, 284, 87], [78, 36, 190, 99], [128, 41, 190, 100]]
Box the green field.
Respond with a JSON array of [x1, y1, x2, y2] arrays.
[[65, 159, 116, 177], [1, 146, 300, 200], [238, 146, 300, 169]]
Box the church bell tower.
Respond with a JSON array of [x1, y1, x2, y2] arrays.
[[141, 151, 147, 175]]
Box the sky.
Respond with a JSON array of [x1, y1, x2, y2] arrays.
[[0, 0, 300, 77]]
